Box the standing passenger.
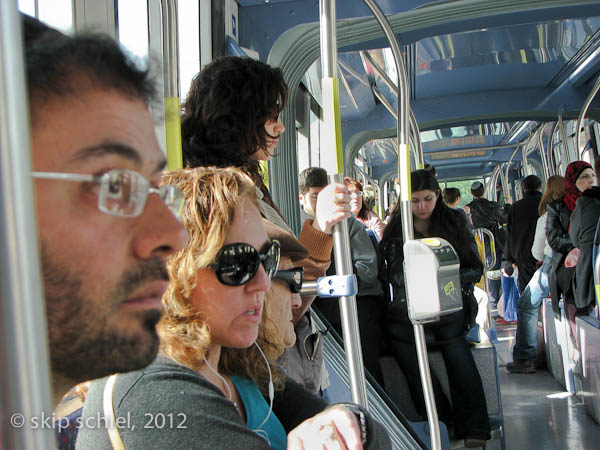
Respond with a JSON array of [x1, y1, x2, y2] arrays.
[[443, 187, 470, 226], [380, 170, 490, 448], [22, 15, 188, 406], [466, 181, 506, 307], [506, 175, 543, 292], [299, 167, 386, 386], [344, 178, 386, 241], [507, 175, 564, 373], [180, 56, 352, 395]]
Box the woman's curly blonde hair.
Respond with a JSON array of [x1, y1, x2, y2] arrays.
[[159, 166, 285, 392]]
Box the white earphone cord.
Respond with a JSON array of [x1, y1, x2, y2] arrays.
[[203, 356, 234, 405], [254, 341, 274, 431]]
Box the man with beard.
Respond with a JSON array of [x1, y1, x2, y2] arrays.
[[23, 15, 188, 406]]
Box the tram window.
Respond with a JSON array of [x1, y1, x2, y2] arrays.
[[19, 0, 73, 33], [178, 0, 199, 101], [117, 0, 149, 59]]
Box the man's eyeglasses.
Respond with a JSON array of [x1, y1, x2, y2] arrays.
[[213, 241, 280, 286], [273, 267, 304, 293], [32, 169, 184, 219]]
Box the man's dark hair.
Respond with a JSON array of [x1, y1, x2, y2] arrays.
[[443, 187, 461, 204], [23, 15, 156, 123], [522, 174, 542, 192], [181, 56, 288, 177], [298, 167, 328, 193], [470, 181, 485, 198]]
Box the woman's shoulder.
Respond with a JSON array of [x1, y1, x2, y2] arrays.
[[548, 197, 564, 210], [86, 356, 220, 406]]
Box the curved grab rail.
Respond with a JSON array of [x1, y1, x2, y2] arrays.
[[474, 228, 497, 271], [361, 1, 442, 448], [576, 74, 600, 160]]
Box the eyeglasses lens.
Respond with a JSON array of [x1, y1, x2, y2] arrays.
[[159, 184, 185, 219], [99, 169, 145, 217]]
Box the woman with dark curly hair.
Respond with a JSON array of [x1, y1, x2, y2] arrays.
[[181, 56, 352, 395], [379, 169, 490, 448], [181, 56, 294, 229]]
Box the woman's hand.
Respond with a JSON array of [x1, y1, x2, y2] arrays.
[[312, 184, 352, 234], [287, 405, 363, 450]]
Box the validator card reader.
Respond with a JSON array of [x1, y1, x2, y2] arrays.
[[404, 238, 463, 322]]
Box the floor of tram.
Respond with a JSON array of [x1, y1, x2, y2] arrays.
[[494, 320, 600, 450]]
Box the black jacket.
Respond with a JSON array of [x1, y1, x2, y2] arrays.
[[546, 198, 573, 304], [380, 209, 483, 333], [507, 190, 542, 265], [467, 197, 507, 253], [569, 187, 600, 308]]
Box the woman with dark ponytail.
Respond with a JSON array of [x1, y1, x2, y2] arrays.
[[380, 169, 490, 448]]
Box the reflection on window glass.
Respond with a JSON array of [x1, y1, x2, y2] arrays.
[[18, 0, 36, 17], [179, 0, 200, 101], [118, 0, 149, 59]]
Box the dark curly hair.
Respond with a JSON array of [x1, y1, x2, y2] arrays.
[[181, 56, 288, 183]]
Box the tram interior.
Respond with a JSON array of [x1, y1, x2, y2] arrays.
[[8, 0, 600, 449], [241, 2, 600, 449]]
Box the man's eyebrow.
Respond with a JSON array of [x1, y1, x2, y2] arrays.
[[68, 142, 142, 166]]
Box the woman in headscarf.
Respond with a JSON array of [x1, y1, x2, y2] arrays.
[[546, 161, 595, 357]]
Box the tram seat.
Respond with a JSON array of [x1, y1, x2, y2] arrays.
[[542, 298, 576, 393], [380, 339, 505, 450], [575, 316, 600, 424]]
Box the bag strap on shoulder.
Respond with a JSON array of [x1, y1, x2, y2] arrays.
[[102, 374, 126, 450]]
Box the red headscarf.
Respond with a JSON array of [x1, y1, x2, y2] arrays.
[[563, 161, 592, 213]]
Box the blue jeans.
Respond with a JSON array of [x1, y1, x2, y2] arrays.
[[513, 256, 551, 360]]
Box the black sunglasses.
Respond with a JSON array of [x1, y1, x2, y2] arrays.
[[273, 267, 304, 293], [213, 240, 280, 286]]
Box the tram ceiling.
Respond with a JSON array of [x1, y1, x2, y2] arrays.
[[239, 0, 600, 62], [281, 7, 600, 159], [240, 1, 600, 197]]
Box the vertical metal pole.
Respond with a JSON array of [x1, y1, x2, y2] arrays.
[[160, 0, 182, 170], [538, 124, 551, 180], [0, 3, 56, 448], [558, 114, 571, 165], [362, 1, 440, 448], [319, 0, 368, 408], [410, 109, 424, 168]]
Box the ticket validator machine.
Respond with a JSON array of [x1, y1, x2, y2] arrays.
[[404, 237, 463, 322]]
